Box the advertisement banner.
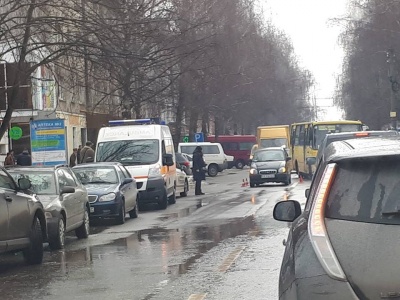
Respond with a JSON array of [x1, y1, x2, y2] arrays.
[[30, 119, 67, 166]]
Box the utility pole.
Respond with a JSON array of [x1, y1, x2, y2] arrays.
[[387, 49, 399, 130]]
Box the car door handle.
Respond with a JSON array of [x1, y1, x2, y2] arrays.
[[4, 196, 12, 202]]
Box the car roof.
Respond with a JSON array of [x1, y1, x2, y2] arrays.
[[254, 147, 285, 152], [72, 162, 123, 168], [325, 137, 400, 163], [324, 130, 398, 142]]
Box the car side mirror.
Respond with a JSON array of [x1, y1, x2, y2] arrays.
[[306, 157, 316, 166], [305, 188, 310, 198], [18, 178, 31, 190], [122, 178, 133, 185], [273, 200, 302, 222], [286, 157, 292, 162], [61, 186, 75, 195], [162, 153, 174, 166]]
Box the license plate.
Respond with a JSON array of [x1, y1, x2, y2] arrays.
[[261, 174, 275, 178], [90, 207, 94, 213]]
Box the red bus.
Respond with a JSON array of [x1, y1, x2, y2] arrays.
[[206, 135, 256, 169]]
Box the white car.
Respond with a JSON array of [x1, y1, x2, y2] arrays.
[[175, 167, 189, 197]]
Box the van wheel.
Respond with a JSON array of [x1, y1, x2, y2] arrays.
[[158, 188, 168, 209], [208, 164, 218, 177], [235, 160, 245, 169], [168, 188, 176, 204], [23, 217, 44, 265]]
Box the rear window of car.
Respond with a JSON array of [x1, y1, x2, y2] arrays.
[[325, 158, 400, 225]]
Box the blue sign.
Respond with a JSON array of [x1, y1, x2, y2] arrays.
[[30, 119, 67, 166], [195, 132, 204, 142]]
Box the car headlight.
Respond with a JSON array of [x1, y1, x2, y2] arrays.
[[148, 164, 161, 178], [278, 167, 286, 173], [98, 193, 116, 202], [250, 168, 258, 175]]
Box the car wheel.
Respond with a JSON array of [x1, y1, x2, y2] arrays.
[[180, 180, 189, 197], [129, 198, 139, 219], [208, 164, 218, 177], [116, 202, 126, 224], [158, 188, 168, 210], [75, 209, 90, 239], [168, 188, 176, 204], [235, 160, 245, 169], [49, 216, 65, 250], [23, 216, 44, 265]]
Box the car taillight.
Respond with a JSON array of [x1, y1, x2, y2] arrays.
[[355, 132, 369, 137], [309, 163, 347, 281], [184, 161, 190, 167]]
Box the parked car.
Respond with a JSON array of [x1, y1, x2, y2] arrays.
[[7, 165, 90, 250], [175, 153, 192, 175], [249, 147, 292, 186], [72, 162, 138, 224], [178, 142, 228, 177], [316, 130, 399, 165], [181, 153, 193, 169], [0, 167, 46, 264], [273, 137, 400, 299], [175, 162, 189, 197]]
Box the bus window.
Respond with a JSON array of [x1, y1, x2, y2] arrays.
[[299, 125, 305, 146], [294, 126, 301, 146]]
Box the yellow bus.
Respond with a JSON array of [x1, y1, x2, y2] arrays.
[[290, 120, 364, 178]]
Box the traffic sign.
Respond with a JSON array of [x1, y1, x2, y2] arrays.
[[182, 136, 189, 143], [10, 126, 22, 140], [195, 132, 204, 142]]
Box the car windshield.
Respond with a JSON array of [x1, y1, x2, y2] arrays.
[[96, 139, 159, 165], [260, 138, 287, 148], [253, 150, 284, 162], [326, 158, 400, 225], [73, 167, 118, 184], [8, 171, 56, 195]]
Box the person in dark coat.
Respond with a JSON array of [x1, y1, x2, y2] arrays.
[[80, 141, 95, 163], [77, 145, 82, 164], [16, 149, 32, 166], [69, 148, 78, 167], [192, 146, 207, 195]]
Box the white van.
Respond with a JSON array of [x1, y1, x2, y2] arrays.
[[95, 119, 176, 210], [177, 142, 228, 177]]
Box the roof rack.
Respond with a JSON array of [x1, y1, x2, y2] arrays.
[[109, 118, 165, 126]]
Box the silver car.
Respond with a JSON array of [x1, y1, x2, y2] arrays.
[[7, 165, 90, 250]]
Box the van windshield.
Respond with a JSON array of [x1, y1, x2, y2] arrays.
[[260, 138, 287, 148], [96, 140, 159, 165]]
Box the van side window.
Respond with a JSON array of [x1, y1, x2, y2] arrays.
[[203, 145, 220, 154]]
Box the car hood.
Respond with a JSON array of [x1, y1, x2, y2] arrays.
[[35, 194, 59, 209], [83, 183, 118, 195], [326, 218, 400, 299], [253, 161, 284, 169]]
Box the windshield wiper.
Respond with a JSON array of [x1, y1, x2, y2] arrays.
[[382, 210, 400, 216], [89, 180, 115, 184]]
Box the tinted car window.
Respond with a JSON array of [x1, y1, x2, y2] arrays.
[[326, 158, 400, 225]]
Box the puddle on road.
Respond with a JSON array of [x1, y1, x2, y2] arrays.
[[157, 201, 203, 221]]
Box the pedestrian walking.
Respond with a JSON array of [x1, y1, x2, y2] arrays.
[[77, 145, 82, 164], [80, 141, 95, 163], [16, 149, 32, 166], [69, 148, 78, 167], [192, 146, 207, 195], [4, 150, 15, 166]]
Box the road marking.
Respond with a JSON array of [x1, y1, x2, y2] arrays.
[[187, 294, 207, 300], [218, 246, 245, 272]]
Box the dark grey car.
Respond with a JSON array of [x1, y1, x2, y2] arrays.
[[7, 165, 90, 250], [274, 137, 400, 299], [0, 167, 46, 264]]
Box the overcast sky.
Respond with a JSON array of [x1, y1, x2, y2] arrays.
[[260, 0, 349, 119]]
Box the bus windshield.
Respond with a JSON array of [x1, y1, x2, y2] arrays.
[[96, 139, 159, 165], [314, 124, 362, 149]]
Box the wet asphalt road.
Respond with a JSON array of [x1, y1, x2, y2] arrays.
[[0, 169, 309, 300]]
